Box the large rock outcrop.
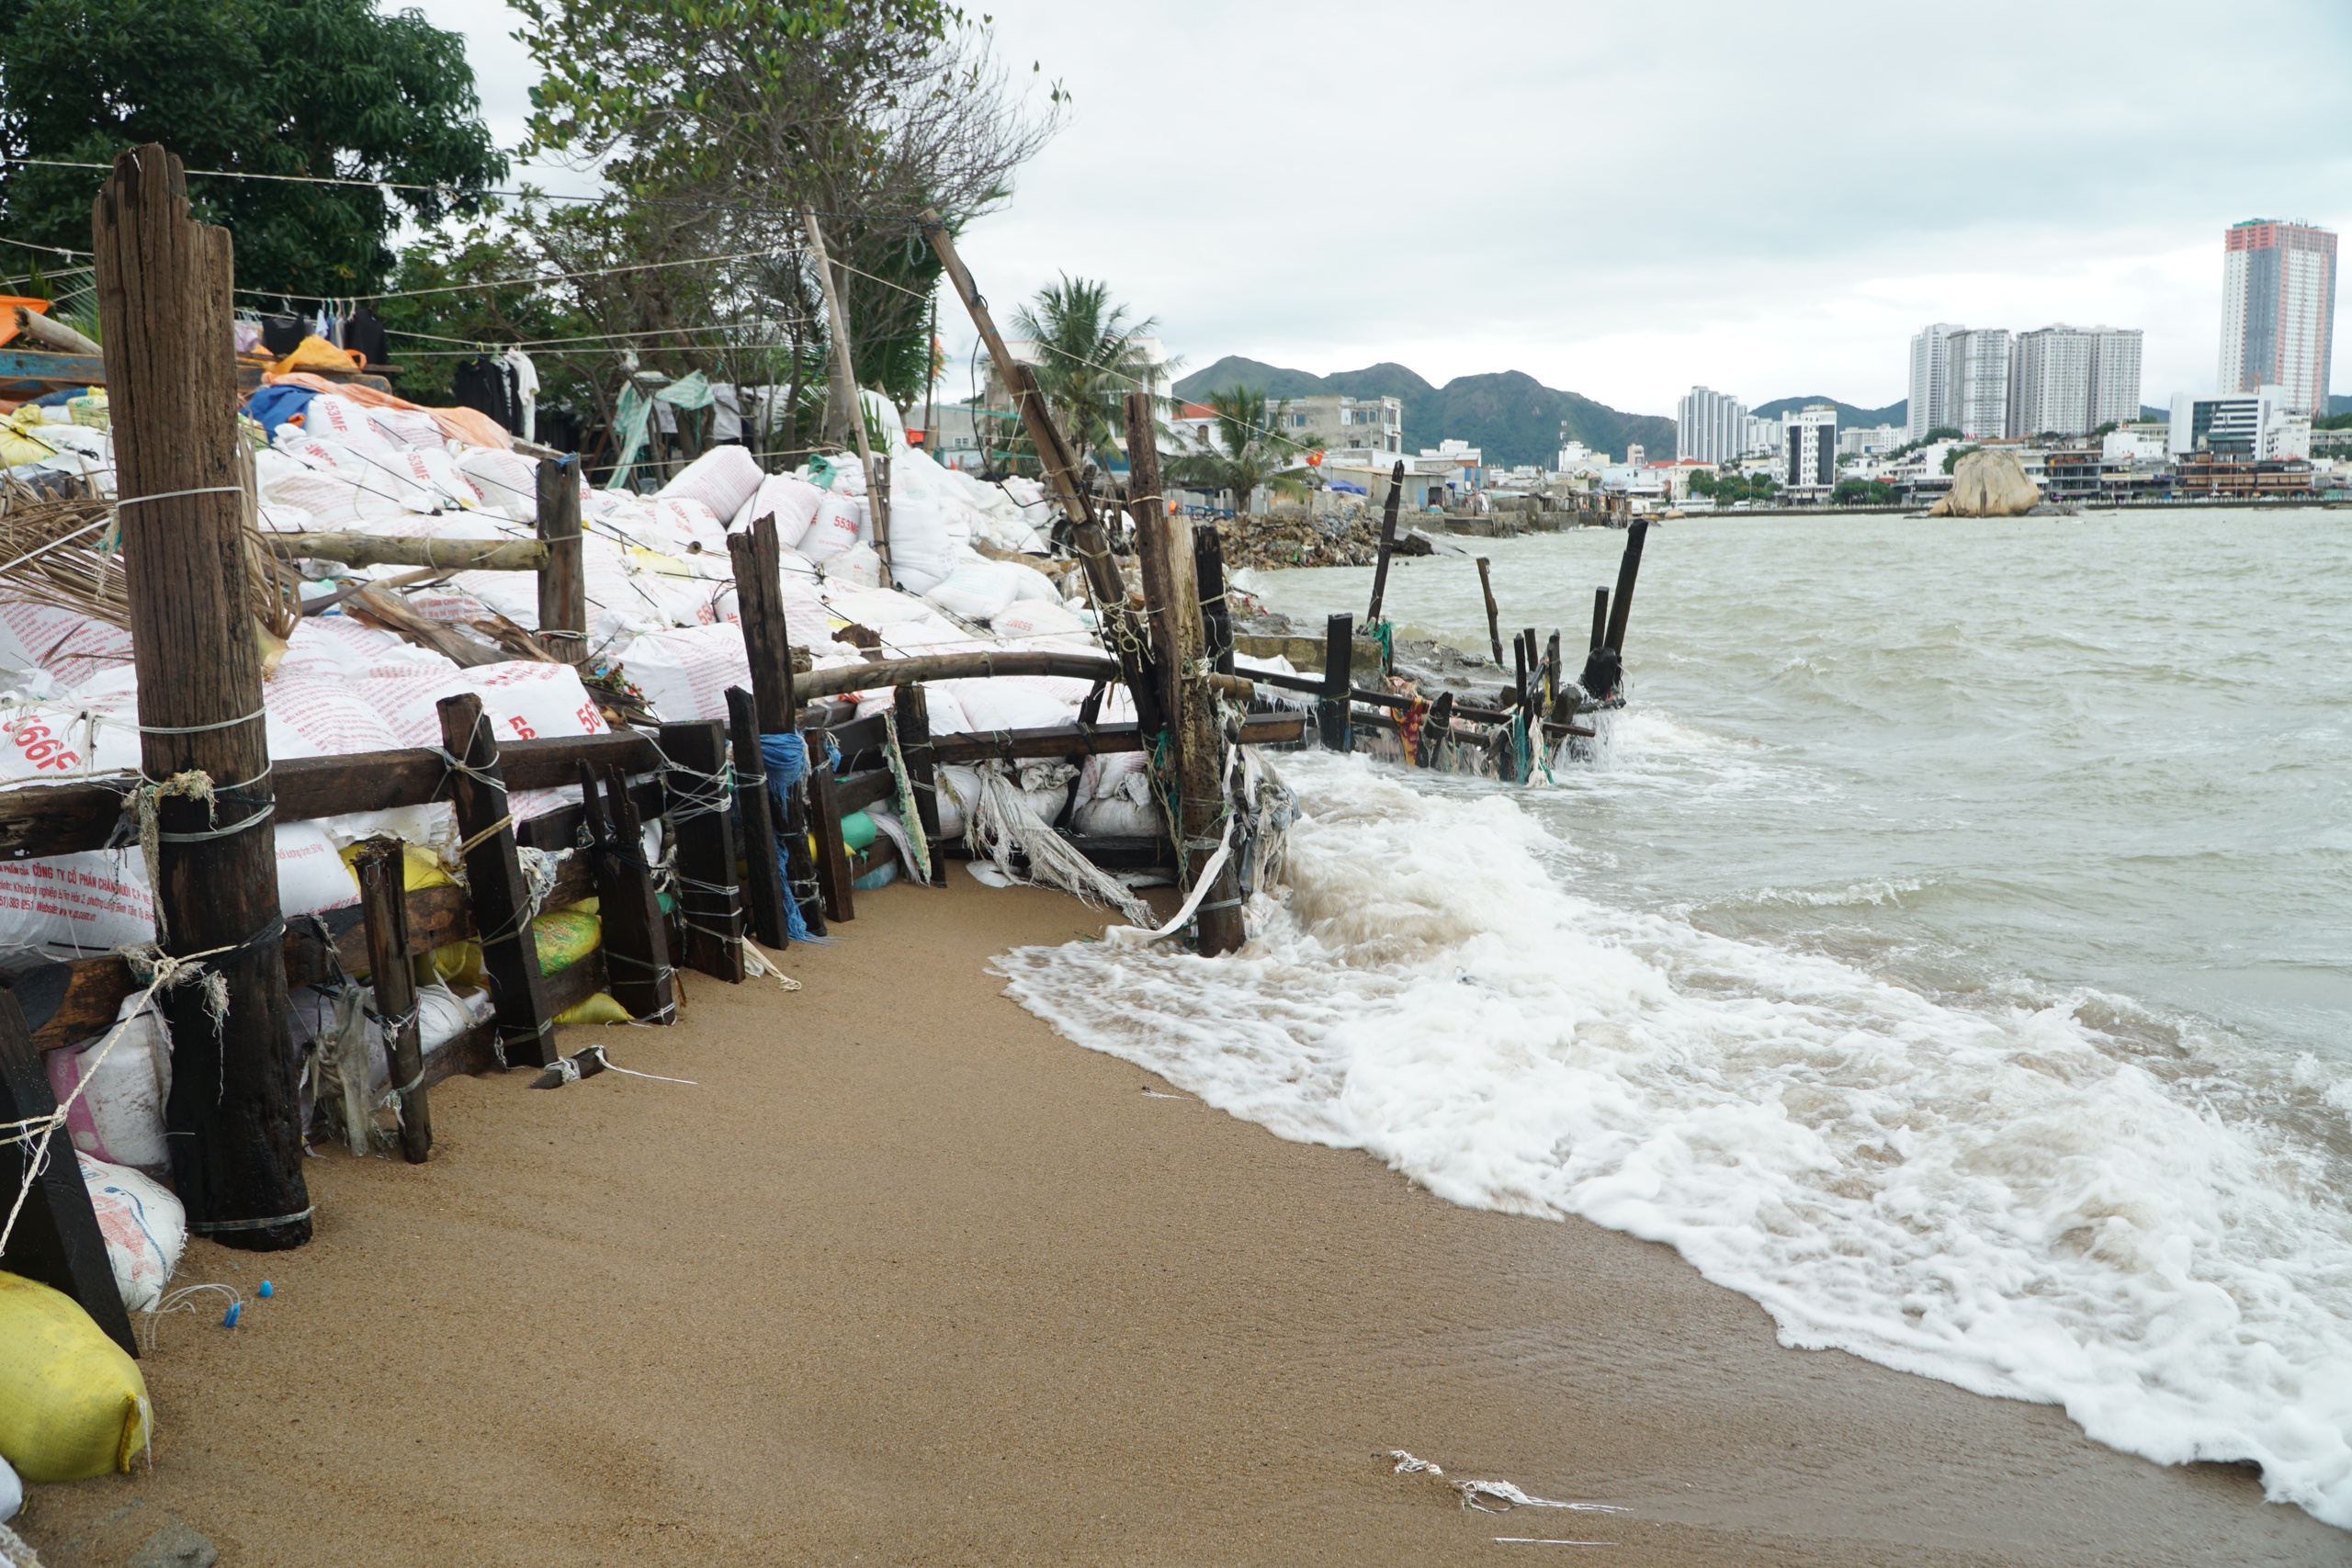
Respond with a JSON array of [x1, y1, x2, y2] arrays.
[[1928, 448, 2040, 517]]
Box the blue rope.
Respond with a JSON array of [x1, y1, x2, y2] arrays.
[[758, 732, 839, 943]]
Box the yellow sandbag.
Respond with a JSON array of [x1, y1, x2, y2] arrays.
[[0, 1271, 150, 1482], [431, 939, 486, 990], [271, 334, 361, 375], [0, 408, 60, 467], [555, 991, 631, 1025], [533, 908, 601, 976], [563, 896, 600, 916], [337, 840, 452, 890]]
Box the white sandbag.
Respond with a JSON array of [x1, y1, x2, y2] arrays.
[[659, 445, 764, 521], [645, 497, 729, 557], [385, 446, 487, 510], [1, 1449, 17, 1521], [821, 542, 883, 589], [799, 493, 865, 562], [274, 434, 428, 508], [887, 493, 957, 595], [364, 660, 609, 749], [934, 763, 983, 838], [861, 389, 909, 452], [937, 675, 1074, 735], [0, 819, 357, 953], [730, 472, 823, 548], [989, 597, 1088, 639], [616, 621, 750, 722], [50, 1001, 171, 1171], [1074, 794, 1160, 837], [923, 559, 1027, 623], [363, 403, 447, 450], [454, 446, 547, 515], [302, 393, 395, 453], [78, 1154, 185, 1312]]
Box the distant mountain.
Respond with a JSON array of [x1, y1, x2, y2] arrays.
[[1751, 396, 1907, 429], [2142, 405, 2169, 423], [1171, 355, 1675, 469]]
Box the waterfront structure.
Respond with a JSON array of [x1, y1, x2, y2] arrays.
[[1675, 386, 1749, 463], [1782, 403, 1837, 490], [1945, 329, 2011, 439], [1907, 323, 1964, 439], [2218, 220, 2336, 413], [1274, 392, 1404, 456], [2169, 388, 2311, 461], [1838, 423, 1906, 457]]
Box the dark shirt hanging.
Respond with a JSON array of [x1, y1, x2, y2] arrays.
[[260, 315, 306, 355], [450, 355, 524, 434], [345, 308, 388, 370]]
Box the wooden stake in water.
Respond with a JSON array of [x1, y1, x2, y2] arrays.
[[1366, 460, 1407, 636], [1477, 557, 1504, 665]]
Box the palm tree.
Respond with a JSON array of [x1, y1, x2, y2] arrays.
[[1010, 276, 1170, 465], [1168, 386, 1309, 517]]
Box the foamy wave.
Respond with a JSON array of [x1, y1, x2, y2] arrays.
[[1740, 877, 1929, 908], [996, 752, 2352, 1529]]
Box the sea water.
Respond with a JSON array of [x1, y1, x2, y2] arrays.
[[995, 509, 2352, 1527]]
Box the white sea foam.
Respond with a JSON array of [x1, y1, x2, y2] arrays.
[[996, 752, 2352, 1529]]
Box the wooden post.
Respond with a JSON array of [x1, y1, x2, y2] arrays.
[[0, 991, 140, 1355], [1589, 587, 1610, 651], [1506, 636, 1529, 784], [893, 684, 944, 882], [95, 143, 309, 1251], [1317, 612, 1354, 752], [725, 686, 790, 949], [1544, 631, 1567, 726], [729, 516, 825, 937], [354, 840, 430, 1164], [1365, 459, 1407, 633], [870, 450, 894, 588], [1194, 526, 1236, 676], [435, 694, 556, 1068], [1604, 519, 1650, 653], [662, 719, 745, 983], [918, 209, 1160, 732], [1477, 556, 1504, 665], [582, 764, 676, 1021], [1125, 393, 1241, 954], [802, 209, 887, 581], [536, 454, 586, 664], [805, 749, 856, 922]]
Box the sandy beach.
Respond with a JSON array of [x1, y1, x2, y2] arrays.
[[13, 875, 2340, 1567]]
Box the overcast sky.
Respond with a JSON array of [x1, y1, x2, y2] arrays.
[[421, 0, 2352, 418]]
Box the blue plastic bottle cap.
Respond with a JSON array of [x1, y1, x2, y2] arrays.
[[222, 1302, 242, 1328], [257, 1280, 274, 1298]]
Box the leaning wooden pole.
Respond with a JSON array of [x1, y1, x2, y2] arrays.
[[918, 207, 1161, 732], [95, 144, 310, 1251], [1477, 556, 1504, 665], [1364, 459, 1407, 633], [1126, 394, 1242, 954], [802, 209, 888, 581], [1603, 519, 1650, 654]]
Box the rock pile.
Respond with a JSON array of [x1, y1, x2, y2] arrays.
[[1215, 512, 1388, 570]]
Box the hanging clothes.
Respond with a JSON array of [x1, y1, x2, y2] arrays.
[[261, 314, 307, 355], [501, 347, 539, 442], [345, 307, 389, 371], [450, 354, 525, 435], [711, 382, 743, 445]]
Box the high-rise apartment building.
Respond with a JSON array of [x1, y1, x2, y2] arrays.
[[1907, 323, 1963, 438], [2087, 326, 2143, 429], [2219, 220, 2336, 413], [1945, 329, 2011, 439], [2010, 326, 2095, 437], [1675, 386, 1748, 463], [1782, 403, 1837, 489]]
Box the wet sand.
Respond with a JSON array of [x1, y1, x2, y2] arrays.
[[17, 876, 2341, 1565]]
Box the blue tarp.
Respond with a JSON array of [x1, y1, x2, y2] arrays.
[[1328, 479, 1368, 495]]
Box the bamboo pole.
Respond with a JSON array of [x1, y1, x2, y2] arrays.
[[263, 533, 548, 571], [95, 143, 311, 1251]]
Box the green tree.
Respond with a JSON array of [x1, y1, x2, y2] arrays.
[[1943, 444, 1979, 474], [1832, 478, 1898, 505], [0, 0, 503, 298], [1168, 386, 1307, 516], [1010, 276, 1170, 465]]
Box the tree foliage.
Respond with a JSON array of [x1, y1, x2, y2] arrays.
[[1689, 469, 1780, 505], [1010, 275, 1169, 465], [1168, 387, 1307, 515], [0, 0, 503, 297], [507, 0, 1059, 444]]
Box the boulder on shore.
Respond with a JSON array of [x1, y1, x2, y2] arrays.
[[1928, 448, 2040, 517]]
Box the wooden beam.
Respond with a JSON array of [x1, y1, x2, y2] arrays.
[[1318, 613, 1355, 752], [582, 764, 675, 1021], [726, 686, 789, 949], [662, 719, 744, 983], [96, 142, 310, 1252], [437, 693, 555, 1068], [805, 752, 855, 923], [795, 650, 1254, 706], [0, 989, 140, 1355], [264, 534, 547, 572], [353, 840, 431, 1164], [929, 713, 1302, 765]]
